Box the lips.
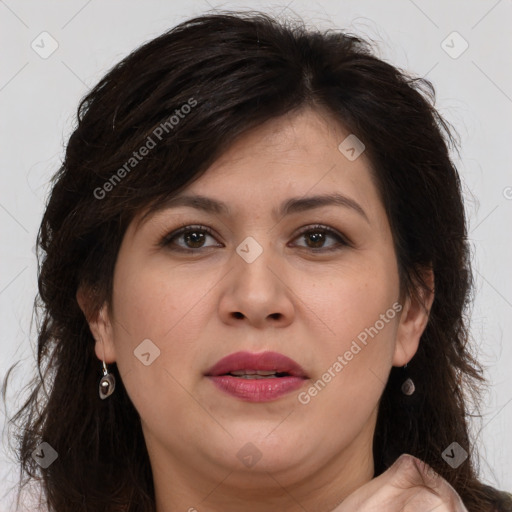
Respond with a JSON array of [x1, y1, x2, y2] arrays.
[[205, 351, 308, 402], [205, 350, 308, 378]]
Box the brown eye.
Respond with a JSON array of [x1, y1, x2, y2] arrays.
[[181, 230, 208, 249], [292, 225, 349, 252], [160, 225, 222, 252]]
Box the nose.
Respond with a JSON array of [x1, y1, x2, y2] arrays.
[[217, 240, 295, 329]]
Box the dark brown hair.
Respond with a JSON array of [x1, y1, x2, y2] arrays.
[[3, 10, 510, 512]]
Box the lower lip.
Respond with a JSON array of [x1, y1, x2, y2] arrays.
[[207, 375, 306, 402]]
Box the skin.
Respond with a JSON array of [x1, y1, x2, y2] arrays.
[[79, 107, 451, 512], [334, 454, 468, 511]]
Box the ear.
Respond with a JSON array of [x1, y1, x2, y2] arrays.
[[393, 268, 434, 367], [76, 287, 116, 364]]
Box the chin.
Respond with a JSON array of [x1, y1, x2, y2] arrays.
[[207, 429, 310, 473]]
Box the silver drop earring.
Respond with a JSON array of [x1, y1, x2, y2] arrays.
[[401, 363, 415, 396], [99, 360, 116, 399]]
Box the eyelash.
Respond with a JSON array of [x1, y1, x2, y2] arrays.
[[159, 223, 351, 253]]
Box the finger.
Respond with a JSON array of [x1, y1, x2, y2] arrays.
[[396, 454, 467, 511], [332, 454, 416, 511], [393, 453, 443, 491], [332, 454, 468, 512], [391, 454, 468, 511]]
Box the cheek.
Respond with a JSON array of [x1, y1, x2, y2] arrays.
[[109, 256, 221, 387], [297, 317, 397, 451], [293, 251, 400, 348], [108, 262, 211, 429], [294, 255, 399, 410], [112, 254, 220, 338]]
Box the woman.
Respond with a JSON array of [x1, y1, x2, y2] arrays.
[[3, 10, 511, 512]]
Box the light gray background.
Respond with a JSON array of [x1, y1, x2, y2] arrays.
[[1, 0, 511, 509]]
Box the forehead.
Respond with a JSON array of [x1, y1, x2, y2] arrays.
[[208, 107, 355, 168], [134, 107, 385, 230], [171, 109, 377, 205]]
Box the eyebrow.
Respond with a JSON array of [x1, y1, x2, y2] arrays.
[[148, 192, 369, 223]]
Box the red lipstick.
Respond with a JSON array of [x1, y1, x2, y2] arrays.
[[205, 351, 308, 402]]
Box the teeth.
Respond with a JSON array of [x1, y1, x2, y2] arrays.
[[237, 374, 276, 379], [229, 370, 278, 376]]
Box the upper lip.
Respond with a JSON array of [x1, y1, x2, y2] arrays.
[[205, 351, 308, 378]]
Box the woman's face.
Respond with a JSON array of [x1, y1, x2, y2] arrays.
[[85, 107, 430, 510]]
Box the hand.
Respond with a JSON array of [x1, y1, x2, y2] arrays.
[[332, 453, 468, 512]]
